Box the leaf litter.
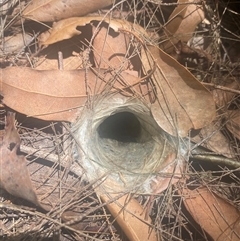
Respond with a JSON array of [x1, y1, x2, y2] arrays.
[[0, 0, 240, 240]]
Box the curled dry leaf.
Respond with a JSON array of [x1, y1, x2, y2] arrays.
[[160, 0, 205, 54], [226, 110, 240, 141], [0, 67, 153, 121], [181, 186, 240, 241], [38, 17, 95, 48], [0, 112, 43, 209], [39, 17, 147, 48], [101, 194, 158, 241], [22, 0, 113, 23]]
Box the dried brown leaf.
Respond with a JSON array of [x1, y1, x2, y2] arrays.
[[0, 112, 43, 208], [38, 17, 94, 47], [101, 194, 158, 241], [22, 0, 113, 22], [0, 67, 152, 121], [146, 45, 216, 137], [160, 0, 205, 54], [0, 68, 86, 121], [35, 54, 83, 70], [182, 187, 240, 241]]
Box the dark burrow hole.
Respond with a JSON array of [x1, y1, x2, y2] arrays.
[[97, 111, 141, 143]]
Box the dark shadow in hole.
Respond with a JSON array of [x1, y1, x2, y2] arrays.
[[97, 112, 141, 143]]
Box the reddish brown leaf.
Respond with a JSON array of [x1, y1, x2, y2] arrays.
[[22, 0, 113, 23], [182, 187, 240, 241], [0, 112, 42, 208]]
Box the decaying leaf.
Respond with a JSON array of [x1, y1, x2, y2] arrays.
[[101, 194, 158, 241], [146, 45, 216, 137], [160, 0, 205, 54], [0, 112, 43, 209], [0, 67, 152, 121], [22, 0, 113, 22], [182, 186, 240, 241], [226, 110, 240, 141]]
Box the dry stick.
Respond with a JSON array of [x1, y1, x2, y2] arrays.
[[191, 151, 240, 169], [190, 118, 240, 169], [191, 140, 240, 169], [147, 1, 202, 5], [58, 51, 64, 70], [203, 82, 240, 95], [21, 145, 60, 164]]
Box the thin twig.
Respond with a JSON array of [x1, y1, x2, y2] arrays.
[[203, 82, 240, 95]]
